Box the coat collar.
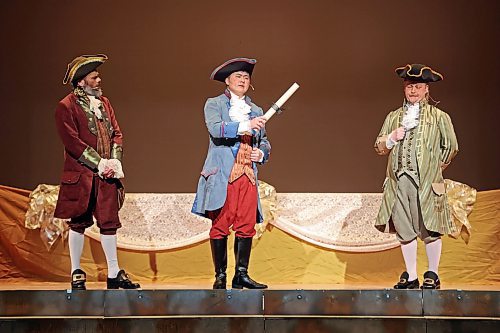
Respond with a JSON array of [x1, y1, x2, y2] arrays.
[[224, 88, 253, 106], [71, 88, 113, 137], [222, 89, 260, 119]]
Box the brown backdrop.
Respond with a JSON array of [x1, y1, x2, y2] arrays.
[[1, 0, 498, 193]]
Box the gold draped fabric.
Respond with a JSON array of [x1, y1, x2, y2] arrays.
[[24, 184, 68, 250], [445, 179, 477, 243], [255, 181, 278, 239]]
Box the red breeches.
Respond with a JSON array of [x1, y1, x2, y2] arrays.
[[207, 176, 257, 239]]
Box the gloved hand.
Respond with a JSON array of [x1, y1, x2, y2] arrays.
[[108, 159, 124, 179], [97, 158, 125, 179], [97, 158, 112, 178]]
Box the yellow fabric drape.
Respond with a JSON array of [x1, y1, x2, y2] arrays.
[[445, 179, 476, 243], [24, 184, 68, 250]]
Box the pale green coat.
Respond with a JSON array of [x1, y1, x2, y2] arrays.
[[374, 101, 459, 235]]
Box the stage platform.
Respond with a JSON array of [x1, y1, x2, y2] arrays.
[[1, 283, 499, 333]]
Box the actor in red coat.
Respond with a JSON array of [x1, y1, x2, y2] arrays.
[[55, 54, 139, 290]]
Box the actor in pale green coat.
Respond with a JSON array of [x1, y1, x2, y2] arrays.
[[374, 64, 458, 290]]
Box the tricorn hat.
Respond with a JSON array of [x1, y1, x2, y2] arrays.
[[63, 54, 108, 86], [210, 57, 257, 82], [395, 64, 443, 83]]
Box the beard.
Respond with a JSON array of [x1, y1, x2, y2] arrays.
[[82, 85, 103, 98]]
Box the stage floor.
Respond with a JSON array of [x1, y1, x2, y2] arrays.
[[1, 283, 498, 333], [0, 281, 498, 291]]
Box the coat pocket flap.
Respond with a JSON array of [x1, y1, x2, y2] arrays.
[[201, 167, 219, 178], [61, 171, 81, 184], [431, 182, 446, 196]]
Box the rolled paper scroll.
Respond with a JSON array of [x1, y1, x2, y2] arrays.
[[263, 82, 300, 121]]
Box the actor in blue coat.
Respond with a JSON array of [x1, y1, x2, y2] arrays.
[[192, 58, 271, 289]]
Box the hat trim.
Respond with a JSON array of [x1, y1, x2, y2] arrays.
[[210, 57, 257, 80], [395, 64, 444, 81], [63, 55, 108, 85]]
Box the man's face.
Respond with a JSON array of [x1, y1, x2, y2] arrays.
[[78, 71, 102, 96], [225, 71, 250, 97], [404, 80, 429, 104]]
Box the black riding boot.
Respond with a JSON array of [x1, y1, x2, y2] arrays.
[[210, 237, 228, 289], [231, 237, 267, 289]]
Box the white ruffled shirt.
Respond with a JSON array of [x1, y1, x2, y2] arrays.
[[402, 103, 420, 131], [227, 90, 264, 162], [228, 91, 252, 134], [386, 102, 420, 149]]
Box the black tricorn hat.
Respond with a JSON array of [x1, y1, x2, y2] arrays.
[[63, 54, 108, 87], [210, 58, 257, 82], [395, 64, 443, 83]]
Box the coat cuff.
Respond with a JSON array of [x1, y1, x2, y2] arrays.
[[375, 135, 391, 155], [440, 161, 451, 171], [237, 120, 251, 135], [259, 143, 271, 163], [111, 143, 123, 162], [78, 146, 101, 171], [222, 121, 239, 138]]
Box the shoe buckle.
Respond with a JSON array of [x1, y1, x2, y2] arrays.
[[73, 274, 85, 282], [399, 278, 407, 284], [423, 278, 435, 285]]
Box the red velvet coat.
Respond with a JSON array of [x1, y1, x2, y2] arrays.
[[54, 92, 123, 220]]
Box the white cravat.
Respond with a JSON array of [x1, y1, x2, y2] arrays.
[[228, 91, 264, 162], [402, 103, 420, 130], [228, 91, 251, 133], [88, 95, 103, 119], [386, 103, 421, 149]]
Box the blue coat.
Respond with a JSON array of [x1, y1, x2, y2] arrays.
[[192, 92, 271, 223]]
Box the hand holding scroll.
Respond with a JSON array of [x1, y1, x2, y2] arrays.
[[250, 116, 267, 130]]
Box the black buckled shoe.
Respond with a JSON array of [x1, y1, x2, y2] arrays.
[[421, 271, 441, 289], [107, 270, 141, 289], [394, 271, 420, 289], [71, 269, 87, 290]]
